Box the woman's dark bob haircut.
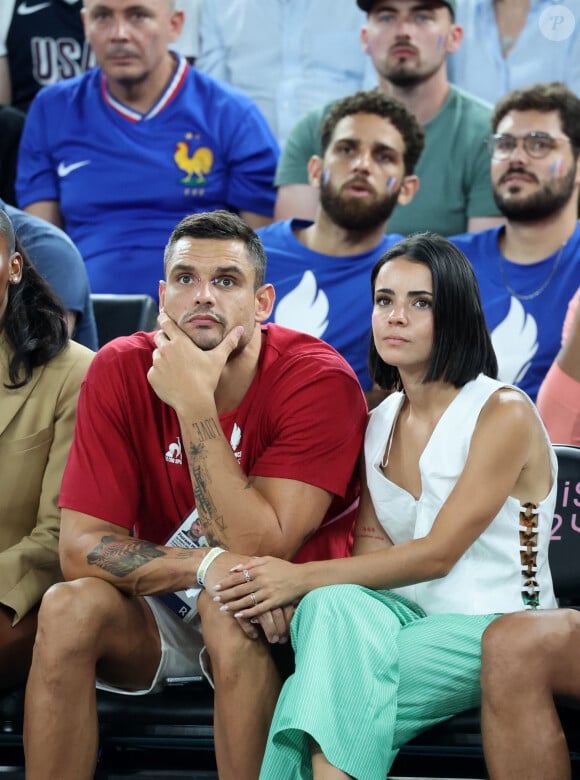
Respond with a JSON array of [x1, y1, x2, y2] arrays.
[[368, 232, 498, 391]]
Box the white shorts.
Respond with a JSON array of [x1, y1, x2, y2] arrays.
[[96, 596, 207, 696]]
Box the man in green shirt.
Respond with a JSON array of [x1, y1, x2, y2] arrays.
[[275, 0, 503, 236]]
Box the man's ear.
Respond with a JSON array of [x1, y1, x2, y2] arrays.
[[397, 175, 420, 206], [158, 280, 166, 309], [169, 10, 185, 42], [307, 156, 324, 189], [255, 283, 275, 323], [446, 23, 464, 54], [574, 154, 580, 187], [361, 25, 370, 55]]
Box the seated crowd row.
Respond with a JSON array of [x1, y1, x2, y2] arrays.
[[2, 204, 578, 780], [1, 1, 579, 778]]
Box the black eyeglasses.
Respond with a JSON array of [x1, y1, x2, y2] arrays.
[[486, 131, 573, 160]]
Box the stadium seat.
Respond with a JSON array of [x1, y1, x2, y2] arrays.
[[91, 293, 158, 348]]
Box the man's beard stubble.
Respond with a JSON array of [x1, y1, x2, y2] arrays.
[[320, 179, 400, 232], [493, 162, 577, 222]]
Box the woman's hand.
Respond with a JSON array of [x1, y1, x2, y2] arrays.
[[212, 556, 304, 618]]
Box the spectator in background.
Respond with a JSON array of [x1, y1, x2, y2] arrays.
[[536, 287, 580, 445], [16, 0, 279, 303], [451, 82, 580, 402], [0, 0, 94, 112], [259, 90, 423, 395], [0, 103, 24, 205], [0, 0, 200, 111], [1, 199, 98, 350], [195, 0, 376, 146], [449, 0, 580, 105], [0, 208, 93, 691], [274, 0, 503, 237]]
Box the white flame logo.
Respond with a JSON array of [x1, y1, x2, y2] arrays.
[[274, 271, 329, 338], [230, 423, 242, 452], [491, 297, 538, 385]]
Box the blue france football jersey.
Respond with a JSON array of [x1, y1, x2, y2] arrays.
[[16, 55, 279, 300], [451, 223, 580, 401]]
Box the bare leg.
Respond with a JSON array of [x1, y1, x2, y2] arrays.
[[481, 609, 580, 780], [24, 577, 162, 780], [199, 592, 281, 780], [311, 741, 352, 780], [0, 604, 38, 690]]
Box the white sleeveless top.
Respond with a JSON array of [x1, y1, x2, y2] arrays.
[[364, 374, 558, 615]]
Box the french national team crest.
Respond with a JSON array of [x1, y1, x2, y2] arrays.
[[174, 133, 214, 187]]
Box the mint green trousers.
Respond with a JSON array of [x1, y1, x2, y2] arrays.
[[260, 585, 498, 780]]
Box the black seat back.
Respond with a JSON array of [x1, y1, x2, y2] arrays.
[[549, 444, 580, 605], [91, 293, 158, 348]]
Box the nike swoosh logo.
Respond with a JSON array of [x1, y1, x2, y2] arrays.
[[17, 1, 52, 15], [57, 160, 91, 177]]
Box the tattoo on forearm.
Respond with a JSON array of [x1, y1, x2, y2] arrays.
[[192, 418, 220, 443], [87, 535, 166, 577], [355, 525, 387, 542], [188, 432, 226, 547], [190, 460, 217, 518]]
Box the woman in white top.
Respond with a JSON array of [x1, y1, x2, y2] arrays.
[[213, 232, 557, 780]]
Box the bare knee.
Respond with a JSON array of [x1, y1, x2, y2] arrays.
[[482, 610, 580, 694], [200, 598, 270, 683], [35, 578, 122, 662]]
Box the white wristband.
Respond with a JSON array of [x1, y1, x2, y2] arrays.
[[196, 546, 226, 587]]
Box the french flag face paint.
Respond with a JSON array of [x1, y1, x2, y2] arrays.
[[549, 159, 565, 177], [386, 176, 398, 193], [437, 34, 445, 50], [321, 168, 330, 185]]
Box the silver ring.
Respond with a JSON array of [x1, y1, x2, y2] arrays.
[[250, 592, 257, 606], [242, 568, 252, 583]]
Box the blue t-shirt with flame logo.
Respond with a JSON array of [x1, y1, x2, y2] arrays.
[[451, 223, 580, 401], [259, 218, 402, 390]]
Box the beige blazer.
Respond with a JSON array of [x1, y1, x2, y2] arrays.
[[0, 334, 93, 624]]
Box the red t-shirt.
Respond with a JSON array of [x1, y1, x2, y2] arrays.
[[60, 324, 367, 562]]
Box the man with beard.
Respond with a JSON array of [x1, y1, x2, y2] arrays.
[[451, 82, 580, 402], [273, 0, 502, 237], [258, 90, 423, 395]]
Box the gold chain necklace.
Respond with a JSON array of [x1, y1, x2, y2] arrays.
[[498, 241, 566, 301]]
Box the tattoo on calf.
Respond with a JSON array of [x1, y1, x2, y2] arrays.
[[87, 535, 165, 577]]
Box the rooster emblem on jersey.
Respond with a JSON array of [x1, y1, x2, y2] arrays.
[[174, 141, 214, 185]]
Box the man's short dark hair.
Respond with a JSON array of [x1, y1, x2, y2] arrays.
[[164, 210, 267, 289], [320, 90, 425, 175], [368, 232, 498, 391], [492, 82, 580, 156]]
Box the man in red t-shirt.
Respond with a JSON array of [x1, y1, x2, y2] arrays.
[[24, 210, 367, 780]]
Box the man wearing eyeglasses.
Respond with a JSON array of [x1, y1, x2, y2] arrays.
[[451, 81, 580, 402]]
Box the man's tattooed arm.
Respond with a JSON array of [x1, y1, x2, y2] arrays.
[[87, 535, 166, 577], [186, 417, 229, 547]]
